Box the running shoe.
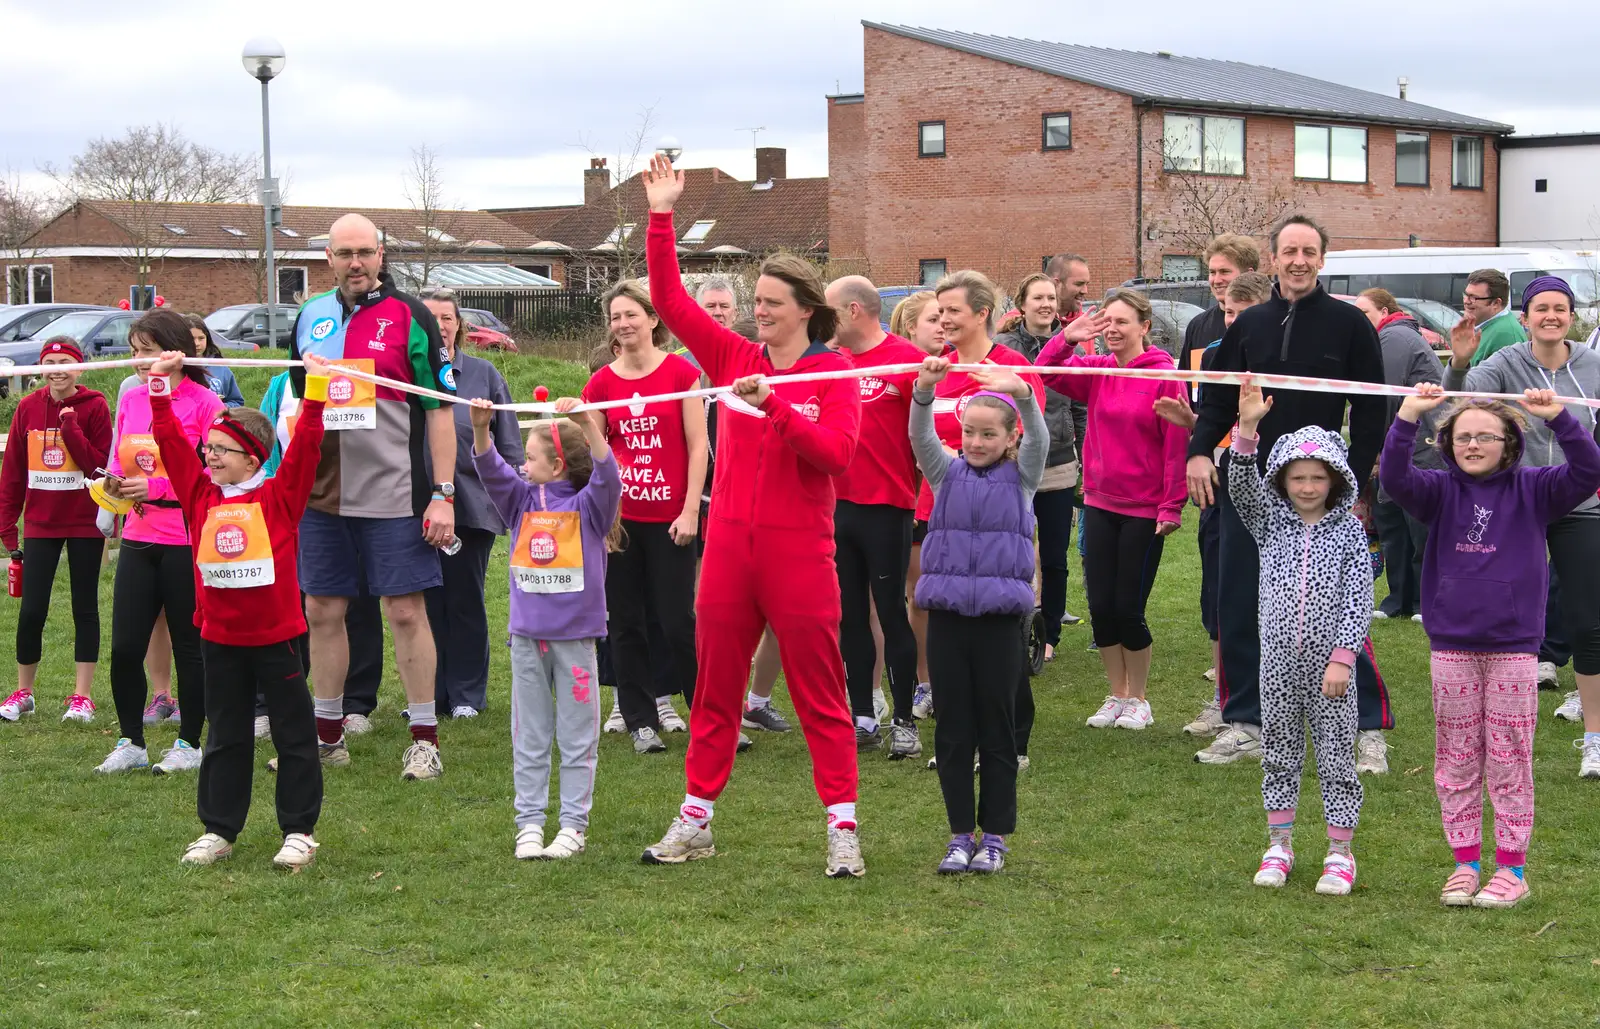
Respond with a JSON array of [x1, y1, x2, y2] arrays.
[[1202, 667, 1217, 682], [737, 732, 753, 753], [886, 719, 922, 760], [911, 683, 934, 720], [1577, 736, 1600, 779], [180, 833, 233, 866], [631, 726, 667, 754], [272, 833, 320, 870], [1538, 661, 1560, 690], [94, 738, 150, 774], [1060, 610, 1081, 626], [1085, 696, 1124, 729], [402, 740, 443, 780], [741, 704, 792, 732], [514, 825, 545, 860], [1183, 700, 1225, 737], [826, 826, 866, 878], [342, 713, 374, 736], [142, 693, 177, 725], [253, 715, 271, 739], [1113, 698, 1154, 730], [642, 818, 716, 864], [61, 694, 95, 723], [541, 827, 585, 860], [656, 697, 687, 733], [1471, 868, 1529, 909], [603, 702, 627, 734], [855, 724, 883, 752], [153, 739, 202, 775], [1356, 730, 1390, 775], [1253, 844, 1294, 888], [1440, 865, 1479, 907], [1195, 725, 1262, 765], [451, 706, 478, 719], [1017, 754, 1031, 772], [0, 688, 34, 722], [968, 833, 1008, 874], [320, 739, 352, 767], [937, 833, 976, 874], [1315, 852, 1357, 896], [1554, 691, 1583, 722]]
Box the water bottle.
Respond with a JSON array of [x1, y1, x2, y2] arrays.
[[7, 550, 22, 599], [424, 520, 463, 556]]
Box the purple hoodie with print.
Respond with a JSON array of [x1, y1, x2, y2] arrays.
[[1379, 409, 1600, 654]]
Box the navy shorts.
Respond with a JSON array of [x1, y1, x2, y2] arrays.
[[298, 508, 442, 597]]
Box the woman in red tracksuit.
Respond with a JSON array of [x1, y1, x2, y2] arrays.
[[636, 153, 867, 878]]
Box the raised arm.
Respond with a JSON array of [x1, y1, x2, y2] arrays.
[[1224, 382, 1275, 544], [147, 359, 209, 516], [1378, 387, 1448, 523], [1521, 394, 1600, 519], [909, 358, 957, 493], [275, 366, 330, 523]]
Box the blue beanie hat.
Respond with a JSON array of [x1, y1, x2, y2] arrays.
[[1521, 275, 1576, 314]]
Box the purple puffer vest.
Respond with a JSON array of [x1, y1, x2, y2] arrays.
[[914, 458, 1035, 617]]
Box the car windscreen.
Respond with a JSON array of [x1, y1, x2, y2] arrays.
[[205, 307, 251, 332], [27, 311, 103, 340]]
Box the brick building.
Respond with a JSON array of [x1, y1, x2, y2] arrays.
[[829, 23, 1514, 291]]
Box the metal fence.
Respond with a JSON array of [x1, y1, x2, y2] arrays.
[[453, 289, 603, 339]]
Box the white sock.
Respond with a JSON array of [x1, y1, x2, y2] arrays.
[[746, 692, 771, 710], [408, 701, 437, 727], [855, 715, 878, 733], [314, 696, 343, 721], [680, 795, 714, 828], [826, 803, 857, 831]]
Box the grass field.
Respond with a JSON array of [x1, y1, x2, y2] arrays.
[[0, 352, 1597, 1027]]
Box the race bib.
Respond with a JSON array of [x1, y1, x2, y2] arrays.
[[27, 430, 83, 491], [509, 510, 584, 594], [196, 502, 275, 589], [322, 360, 376, 430], [117, 434, 166, 480]]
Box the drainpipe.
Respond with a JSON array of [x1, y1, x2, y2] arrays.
[[1134, 100, 1146, 279]]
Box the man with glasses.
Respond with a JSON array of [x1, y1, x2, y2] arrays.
[[288, 213, 458, 781], [1463, 269, 1527, 367]]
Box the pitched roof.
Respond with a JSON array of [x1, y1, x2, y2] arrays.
[[868, 23, 1514, 134], [488, 204, 584, 238], [509, 167, 828, 257], [36, 200, 540, 251]]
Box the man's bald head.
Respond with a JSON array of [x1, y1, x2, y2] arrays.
[[326, 213, 384, 300], [825, 275, 885, 353], [329, 213, 380, 250]]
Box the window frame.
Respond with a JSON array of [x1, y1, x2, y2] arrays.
[[276, 265, 308, 304], [1161, 255, 1203, 281], [680, 219, 717, 244], [1041, 112, 1072, 152], [28, 264, 52, 304], [1452, 135, 1485, 190], [919, 259, 948, 286], [5, 264, 54, 304], [1160, 112, 1246, 177], [1394, 130, 1430, 188], [918, 120, 946, 159], [1294, 123, 1369, 184]]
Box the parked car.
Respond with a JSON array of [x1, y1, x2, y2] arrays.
[[1147, 299, 1207, 358], [1331, 294, 1444, 349], [0, 309, 135, 397], [1394, 297, 1460, 344], [873, 285, 1018, 331], [457, 309, 516, 351], [0, 303, 113, 344], [204, 304, 297, 349], [1122, 278, 1215, 309]]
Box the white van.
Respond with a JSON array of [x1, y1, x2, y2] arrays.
[[1319, 246, 1599, 320]]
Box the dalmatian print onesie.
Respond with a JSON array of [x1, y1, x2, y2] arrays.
[[1228, 425, 1373, 830]]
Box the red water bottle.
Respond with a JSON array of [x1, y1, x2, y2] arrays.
[[7, 551, 22, 599]]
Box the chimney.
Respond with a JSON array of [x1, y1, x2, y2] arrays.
[[755, 147, 786, 183], [584, 158, 610, 205], [1398, 76, 1409, 100]]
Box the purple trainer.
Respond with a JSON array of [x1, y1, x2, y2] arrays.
[[937, 833, 977, 875], [969, 833, 1009, 873]]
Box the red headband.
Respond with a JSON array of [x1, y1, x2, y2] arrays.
[[211, 414, 269, 466], [549, 422, 564, 464], [42, 339, 84, 363]]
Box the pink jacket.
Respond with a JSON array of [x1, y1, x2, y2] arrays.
[[108, 377, 224, 545], [1036, 342, 1189, 524]]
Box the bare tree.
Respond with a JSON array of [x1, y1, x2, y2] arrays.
[[0, 169, 49, 258], [46, 124, 255, 299], [395, 144, 463, 292], [1144, 121, 1297, 275], [569, 105, 657, 288]]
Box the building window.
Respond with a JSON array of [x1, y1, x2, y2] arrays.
[[278, 227, 300, 238], [162, 223, 188, 235], [277, 266, 307, 304], [1162, 114, 1244, 176], [30, 265, 52, 304], [1041, 112, 1072, 151], [1162, 255, 1202, 281], [602, 223, 636, 245], [525, 264, 553, 279], [5, 267, 24, 304], [919, 259, 947, 286], [1295, 125, 1367, 182], [681, 220, 716, 244], [1535, 178, 1548, 193], [1395, 130, 1429, 186], [918, 121, 945, 158], [1453, 136, 1484, 189]]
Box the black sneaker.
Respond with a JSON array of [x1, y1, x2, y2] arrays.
[[855, 725, 883, 752], [741, 705, 792, 732]]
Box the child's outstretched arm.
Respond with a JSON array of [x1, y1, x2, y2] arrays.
[[1521, 389, 1600, 519], [1380, 384, 1448, 523], [147, 351, 208, 516], [1325, 523, 1376, 698], [1224, 381, 1274, 544], [276, 356, 331, 522], [909, 357, 957, 494], [470, 401, 535, 527]]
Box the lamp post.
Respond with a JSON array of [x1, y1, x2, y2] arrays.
[[242, 37, 286, 349]]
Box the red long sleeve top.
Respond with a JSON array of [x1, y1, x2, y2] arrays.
[[646, 211, 860, 536], [152, 388, 328, 646], [0, 386, 112, 551]]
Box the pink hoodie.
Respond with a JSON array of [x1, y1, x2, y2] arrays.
[[108, 377, 224, 545], [1035, 341, 1189, 524]]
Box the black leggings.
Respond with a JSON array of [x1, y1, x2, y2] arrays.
[[111, 541, 204, 749], [1032, 487, 1074, 647], [1547, 515, 1600, 675], [606, 519, 697, 732], [928, 610, 1023, 836], [1081, 505, 1165, 651], [17, 536, 104, 665], [835, 501, 918, 723]]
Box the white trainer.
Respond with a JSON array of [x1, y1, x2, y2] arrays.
[[95, 738, 150, 773], [61, 695, 96, 723], [402, 740, 443, 780], [541, 827, 585, 860], [1538, 661, 1560, 689], [180, 833, 233, 866], [642, 818, 716, 864], [1554, 691, 1583, 722], [253, 715, 271, 739], [514, 825, 545, 860], [451, 706, 478, 719], [0, 688, 34, 722], [1315, 852, 1357, 896], [1355, 730, 1390, 775], [826, 826, 866, 878], [656, 697, 687, 733], [1113, 698, 1154, 730], [911, 683, 935, 720], [1195, 724, 1262, 764], [152, 739, 203, 775], [1577, 736, 1600, 779], [342, 713, 374, 736], [272, 833, 319, 869], [1183, 700, 1226, 737], [603, 701, 627, 734], [1085, 696, 1125, 729], [1253, 844, 1293, 887]]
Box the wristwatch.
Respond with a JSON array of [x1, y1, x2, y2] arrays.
[[432, 482, 455, 499]]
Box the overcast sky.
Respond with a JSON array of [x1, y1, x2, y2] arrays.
[[4, 0, 1595, 212]]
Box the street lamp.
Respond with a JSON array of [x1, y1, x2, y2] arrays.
[[242, 36, 286, 349], [658, 135, 683, 163]]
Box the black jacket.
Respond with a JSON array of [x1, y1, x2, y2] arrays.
[[1189, 284, 1387, 486], [994, 323, 1078, 467]]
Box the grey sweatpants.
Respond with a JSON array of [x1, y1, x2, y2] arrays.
[[511, 635, 601, 832], [1259, 650, 1363, 830]]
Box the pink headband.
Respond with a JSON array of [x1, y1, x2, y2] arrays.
[[970, 390, 1020, 414]]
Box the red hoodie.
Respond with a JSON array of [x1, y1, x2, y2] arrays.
[[0, 385, 112, 551], [151, 385, 328, 647], [646, 212, 860, 536]]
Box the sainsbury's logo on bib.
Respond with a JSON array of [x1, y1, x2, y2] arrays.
[[197, 502, 275, 589], [510, 510, 584, 593]]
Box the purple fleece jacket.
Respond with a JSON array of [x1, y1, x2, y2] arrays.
[[1379, 409, 1600, 654]]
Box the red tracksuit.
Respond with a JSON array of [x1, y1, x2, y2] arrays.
[[647, 211, 862, 805]]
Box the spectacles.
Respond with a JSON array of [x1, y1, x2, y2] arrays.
[[1452, 433, 1507, 446], [201, 442, 249, 458], [331, 247, 379, 261], [1462, 292, 1493, 304]]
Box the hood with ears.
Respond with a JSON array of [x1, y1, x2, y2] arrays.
[[1263, 424, 1360, 519]]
